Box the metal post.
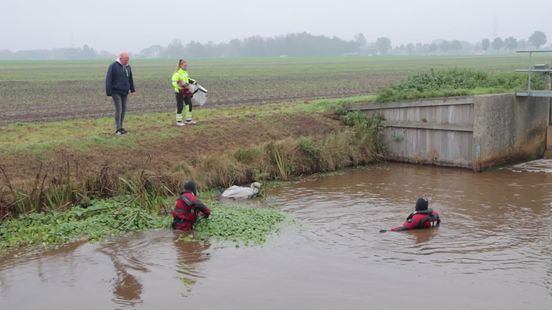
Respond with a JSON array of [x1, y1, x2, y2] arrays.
[[528, 51, 532, 95]]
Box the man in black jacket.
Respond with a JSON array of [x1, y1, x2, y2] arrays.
[[105, 52, 135, 135]]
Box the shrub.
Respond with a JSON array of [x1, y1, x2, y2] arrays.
[[375, 68, 548, 103]]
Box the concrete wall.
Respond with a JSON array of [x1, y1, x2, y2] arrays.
[[351, 94, 550, 170], [473, 94, 550, 171], [353, 97, 475, 168]]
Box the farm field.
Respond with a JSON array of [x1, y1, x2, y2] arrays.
[[0, 54, 546, 123]]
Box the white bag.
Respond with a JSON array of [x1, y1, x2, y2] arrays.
[[189, 84, 208, 106]]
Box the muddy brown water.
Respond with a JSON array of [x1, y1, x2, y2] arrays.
[[1, 163, 551, 309]]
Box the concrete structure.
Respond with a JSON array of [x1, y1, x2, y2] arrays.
[[351, 94, 551, 171]]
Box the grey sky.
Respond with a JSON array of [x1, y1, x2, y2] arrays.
[[1, 0, 550, 53]]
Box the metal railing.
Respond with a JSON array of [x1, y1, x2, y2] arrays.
[[516, 50, 552, 97]]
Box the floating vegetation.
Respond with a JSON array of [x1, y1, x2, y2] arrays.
[[191, 205, 291, 245], [0, 198, 171, 252]]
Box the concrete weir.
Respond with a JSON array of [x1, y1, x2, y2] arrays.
[[351, 94, 551, 171]]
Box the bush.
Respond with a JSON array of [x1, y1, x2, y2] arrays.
[[375, 68, 548, 103]]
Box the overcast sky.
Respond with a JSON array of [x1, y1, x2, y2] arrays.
[[1, 0, 550, 53]]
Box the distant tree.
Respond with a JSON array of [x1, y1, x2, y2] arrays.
[[186, 40, 206, 57], [81, 44, 96, 58], [394, 44, 406, 55], [428, 42, 438, 53], [375, 37, 392, 55], [354, 33, 367, 48], [481, 38, 490, 52], [406, 43, 415, 55], [439, 40, 451, 53], [528, 31, 547, 49], [491, 37, 504, 51], [242, 36, 266, 56], [165, 39, 185, 58], [503, 37, 518, 51], [0, 49, 12, 59], [450, 40, 463, 52], [4, 32, 542, 60], [226, 39, 242, 57], [98, 50, 115, 59], [63, 48, 82, 59], [139, 45, 165, 58]]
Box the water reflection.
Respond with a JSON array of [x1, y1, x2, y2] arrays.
[[173, 233, 211, 297], [405, 228, 438, 245], [0, 241, 87, 294], [97, 238, 147, 308], [92, 232, 212, 307]]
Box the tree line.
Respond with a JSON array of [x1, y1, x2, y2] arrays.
[[0, 44, 113, 60], [0, 31, 548, 60]]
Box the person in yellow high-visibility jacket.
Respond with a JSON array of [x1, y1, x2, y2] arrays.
[[171, 59, 197, 126]]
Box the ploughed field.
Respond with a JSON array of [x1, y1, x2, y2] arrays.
[[0, 55, 542, 123]]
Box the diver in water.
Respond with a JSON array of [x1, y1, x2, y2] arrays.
[[381, 198, 440, 232], [172, 181, 211, 231]]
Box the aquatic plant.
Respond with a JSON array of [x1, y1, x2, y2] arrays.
[[0, 198, 172, 252], [191, 205, 290, 245]]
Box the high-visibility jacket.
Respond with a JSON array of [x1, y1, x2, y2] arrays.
[[171, 68, 190, 93]]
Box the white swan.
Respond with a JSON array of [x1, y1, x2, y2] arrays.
[[221, 182, 262, 199]]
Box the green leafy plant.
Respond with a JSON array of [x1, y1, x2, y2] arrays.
[[191, 204, 291, 245], [375, 68, 548, 103], [0, 198, 172, 252]]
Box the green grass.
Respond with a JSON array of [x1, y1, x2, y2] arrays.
[[0, 97, 367, 156], [374, 68, 550, 102]]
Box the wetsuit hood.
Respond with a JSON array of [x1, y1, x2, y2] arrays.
[[183, 181, 197, 196], [415, 197, 429, 211]]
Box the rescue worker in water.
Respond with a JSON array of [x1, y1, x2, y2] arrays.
[[172, 181, 211, 231], [384, 198, 440, 232]]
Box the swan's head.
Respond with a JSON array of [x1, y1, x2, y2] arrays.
[[251, 182, 262, 194]]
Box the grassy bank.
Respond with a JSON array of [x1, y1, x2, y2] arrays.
[[0, 96, 382, 221]]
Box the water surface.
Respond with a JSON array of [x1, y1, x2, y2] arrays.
[[1, 162, 551, 309]]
